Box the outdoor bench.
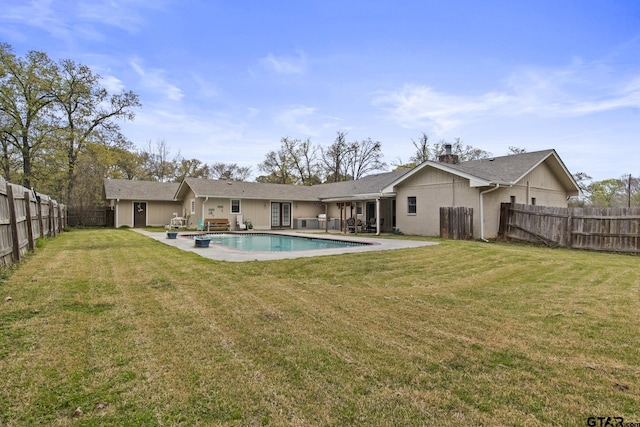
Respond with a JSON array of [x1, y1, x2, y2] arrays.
[[205, 218, 230, 231]]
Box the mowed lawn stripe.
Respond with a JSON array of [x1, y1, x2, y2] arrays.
[[0, 228, 638, 426]]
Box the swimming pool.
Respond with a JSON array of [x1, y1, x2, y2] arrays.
[[195, 233, 368, 252]]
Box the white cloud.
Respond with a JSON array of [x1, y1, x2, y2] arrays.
[[130, 59, 184, 102], [274, 105, 317, 135], [100, 75, 125, 93], [273, 105, 343, 137], [260, 51, 307, 75], [374, 60, 640, 133], [0, 0, 72, 41]]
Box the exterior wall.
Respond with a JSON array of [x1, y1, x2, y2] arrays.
[[116, 201, 133, 227], [201, 198, 275, 230], [394, 161, 571, 239], [113, 200, 181, 227], [395, 169, 478, 236], [148, 201, 183, 227], [197, 197, 324, 230], [480, 162, 569, 238]]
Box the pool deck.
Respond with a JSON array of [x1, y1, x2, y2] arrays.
[[134, 229, 438, 262]]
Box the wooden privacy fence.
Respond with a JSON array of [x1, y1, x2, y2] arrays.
[[498, 203, 640, 253], [0, 175, 66, 267], [67, 207, 113, 227], [440, 207, 473, 240]]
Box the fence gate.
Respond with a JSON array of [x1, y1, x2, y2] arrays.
[[440, 207, 473, 240]]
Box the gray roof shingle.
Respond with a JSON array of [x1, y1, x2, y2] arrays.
[[444, 149, 556, 183], [104, 179, 180, 200]]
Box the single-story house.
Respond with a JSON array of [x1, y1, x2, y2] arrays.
[[103, 179, 181, 228], [103, 148, 580, 239]]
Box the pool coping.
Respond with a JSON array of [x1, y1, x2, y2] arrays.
[[133, 229, 438, 262]]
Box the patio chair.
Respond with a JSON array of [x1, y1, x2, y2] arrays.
[[346, 217, 356, 233], [236, 214, 247, 230], [368, 218, 384, 233]]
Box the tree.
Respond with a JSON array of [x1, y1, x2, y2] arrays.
[[320, 131, 351, 182], [345, 138, 387, 180], [587, 179, 626, 207], [620, 174, 640, 208], [257, 147, 293, 184], [52, 59, 140, 204], [409, 132, 431, 164], [432, 138, 492, 161], [209, 162, 251, 181], [507, 146, 527, 155], [174, 158, 209, 182], [0, 43, 57, 189], [257, 136, 321, 185], [285, 137, 321, 185], [139, 139, 178, 182], [569, 171, 592, 206]]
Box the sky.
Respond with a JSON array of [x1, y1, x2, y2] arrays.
[[1, 0, 639, 182]]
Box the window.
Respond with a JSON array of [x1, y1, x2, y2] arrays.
[[531, 197, 536, 205], [231, 199, 241, 214], [190, 199, 195, 214], [510, 195, 516, 204], [407, 196, 417, 214], [357, 202, 363, 215]]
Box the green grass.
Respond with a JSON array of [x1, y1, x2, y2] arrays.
[[1, 229, 639, 426]]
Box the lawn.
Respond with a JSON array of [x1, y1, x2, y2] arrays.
[[1, 228, 639, 426]]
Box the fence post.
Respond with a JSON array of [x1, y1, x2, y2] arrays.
[[37, 196, 44, 239], [24, 190, 35, 252], [7, 185, 21, 263], [497, 203, 511, 241], [48, 199, 55, 237], [58, 203, 65, 232], [565, 209, 573, 249]]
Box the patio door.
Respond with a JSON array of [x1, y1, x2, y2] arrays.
[[271, 202, 291, 228]]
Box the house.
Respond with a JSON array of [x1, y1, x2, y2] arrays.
[[103, 148, 580, 239], [385, 148, 580, 239], [103, 179, 181, 228]]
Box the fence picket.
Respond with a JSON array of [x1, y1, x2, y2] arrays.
[[499, 203, 640, 253]]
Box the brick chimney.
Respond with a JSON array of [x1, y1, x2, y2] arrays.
[[438, 144, 459, 164]]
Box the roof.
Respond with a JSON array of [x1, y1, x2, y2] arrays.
[[175, 170, 410, 202], [315, 170, 409, 200], [104, 179, 180, 201], [384, 149, 580, 194], [104, 149, 579, 202], [176, 177, 321, 201]]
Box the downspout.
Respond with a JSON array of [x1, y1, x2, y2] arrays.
[[479, 184, 500, 242], [202, 196, 209, 225], [115, 199, 119, 228], [375, 196, 381, 236]]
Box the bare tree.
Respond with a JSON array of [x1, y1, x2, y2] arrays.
[[282, 137, 321, 185], [410, 132, 431, 164], [346, 138, 387, 180], [139, 139, 179, 182], [320, 131, 350, 182], [209, 162, 251, 181], [507, 146, 527, 155], [432, 138, 492, 161]]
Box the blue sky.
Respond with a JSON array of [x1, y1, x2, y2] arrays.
[[1, 0, 639, 182]]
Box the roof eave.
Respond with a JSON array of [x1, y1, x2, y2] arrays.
[[321, 192, 396, 202]]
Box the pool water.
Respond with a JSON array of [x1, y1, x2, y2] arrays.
[[199, 233, 366, 252]]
